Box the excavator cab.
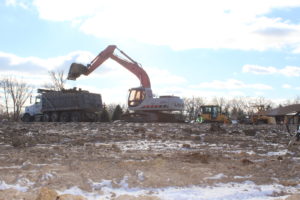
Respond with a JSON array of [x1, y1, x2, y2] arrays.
[[128, 88, 146, 107]]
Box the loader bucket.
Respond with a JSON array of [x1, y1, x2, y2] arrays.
[[67, 63, 88, 80]]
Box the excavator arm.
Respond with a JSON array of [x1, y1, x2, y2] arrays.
[[67, 45, 151, 88]]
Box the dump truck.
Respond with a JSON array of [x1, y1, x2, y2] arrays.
[[22, 88, 102, 122]]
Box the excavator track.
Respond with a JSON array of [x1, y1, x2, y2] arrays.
[[121, 111, 184, 123]]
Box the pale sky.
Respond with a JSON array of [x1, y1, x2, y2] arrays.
[[1, 0, 300, 104]]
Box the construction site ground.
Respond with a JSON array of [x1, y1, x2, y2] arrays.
[[0, 122, 300, 200]]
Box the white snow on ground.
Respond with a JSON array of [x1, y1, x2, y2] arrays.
[[204, 173, 227, 180], [41, 172, 55, 181], [0, 165, 22, 169], [0, 180, 29, 192], [234, 175, 252, 179], [58, 179, 300, 200], [266, 149, 291, 156], [108, 140, 196, 152], [1, 178, 300, 199]]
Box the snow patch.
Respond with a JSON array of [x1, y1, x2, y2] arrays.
[[266, 149, 290, 156], [205, 173, 227, 180], [59, 180, 300, 200], [41, 172, 55, 181], [234, 175, 252, 179], [0, 165, 22, 169], [136, 170, 145, 181], [0, 180, 28, 192]]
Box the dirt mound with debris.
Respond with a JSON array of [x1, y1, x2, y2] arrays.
[[0, 122, 299, 199]]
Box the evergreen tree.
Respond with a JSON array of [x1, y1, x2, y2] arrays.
[[112, 105, 123, 121], [100, 105, 110, 122]]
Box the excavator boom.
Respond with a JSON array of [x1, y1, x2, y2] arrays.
[[67, 45, 151, 88]]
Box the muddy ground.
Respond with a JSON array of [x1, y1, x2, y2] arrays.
[[0, 122, 299, 199]]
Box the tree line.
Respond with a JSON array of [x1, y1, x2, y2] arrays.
[[1, 71, 300, 122]]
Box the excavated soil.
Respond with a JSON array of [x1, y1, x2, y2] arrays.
[[0, 122, 299, 199]]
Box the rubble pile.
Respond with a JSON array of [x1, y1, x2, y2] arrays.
[[0, 122, 299, 199]]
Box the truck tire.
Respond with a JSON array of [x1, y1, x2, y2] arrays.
[[51, 112, 59, 122], [43, 113, 50, 122], [60, 112, 70, 122], [71, 111, 81, 122], [22, 113, 32, 122], [85, 112, 97, 122], [34, 115, 42, 122]]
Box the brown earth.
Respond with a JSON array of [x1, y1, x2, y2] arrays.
[[0, 122, 299, 199]]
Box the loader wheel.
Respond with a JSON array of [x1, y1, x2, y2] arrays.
[[43, 113, 50, 122], [51, 112, 59, 122], [71, 112, 81, 122], [60, 112, 70, 122], [22, 113, 32, 122]]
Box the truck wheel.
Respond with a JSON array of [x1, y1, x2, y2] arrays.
[[51, 112, 59, 122], [85, 112, 97, 122], [34, 115, 42, 122], [43, 113, 50, 122], [60, 112, 70, 122], [22, 113, 32, 122], [71, 112, 81, 122]]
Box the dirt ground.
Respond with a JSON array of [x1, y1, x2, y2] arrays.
[[0, 122, 299, 199]]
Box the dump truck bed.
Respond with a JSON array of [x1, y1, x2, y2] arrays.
[[41, 89, 102, 113]]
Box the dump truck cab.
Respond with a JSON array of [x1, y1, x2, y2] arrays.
[[22, 95, 43, 122]]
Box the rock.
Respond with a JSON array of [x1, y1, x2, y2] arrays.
[[185, 152, 210, 164], [209, 124, 225, 132], [35, 187, 58, 200], [284, 194, 300, 200], [0, 188, 35, 200], [277, 156, 283, 161], [57, 194, 87, 200], [181, 144, 191, 148], [134, 127, 146, 133], [241, 158, 254, 165], [280, 180, 299, 187], [243, 129, 256, 136]]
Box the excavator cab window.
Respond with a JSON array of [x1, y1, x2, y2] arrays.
[[128, 89, 145, 107]]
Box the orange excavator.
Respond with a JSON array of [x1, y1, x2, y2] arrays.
[[67, 45, 184, 122]]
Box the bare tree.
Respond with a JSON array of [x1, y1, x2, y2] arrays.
[[184, 97, 205, 121], [43, 70, 66, 91], [0, 78, 10, 118], [251, 96, 274, 110], [0, 77, 33, 121], [284, 96, 300, 106]]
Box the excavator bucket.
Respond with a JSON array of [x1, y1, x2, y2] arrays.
[[67, 63, 88, 80]]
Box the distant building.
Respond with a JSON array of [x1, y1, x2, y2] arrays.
[[266, 104, 300, 124]]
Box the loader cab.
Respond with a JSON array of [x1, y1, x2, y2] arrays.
[[128, 88, 146, 107], [201, 105, 221, 120]]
